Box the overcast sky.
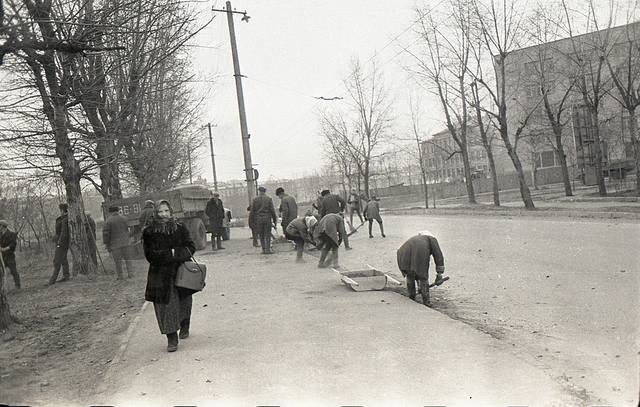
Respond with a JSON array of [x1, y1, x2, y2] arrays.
[[189, 0, 442, 184]]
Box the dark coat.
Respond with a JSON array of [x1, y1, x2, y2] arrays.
[[348, 192, 361, 209], [319, 194, 346, 217], [396, 235, 445, 280], [138, 206, 155, 229], [103, 212, 131, 250], [363, 200, 382, 222], [315, 213, 346, 246], [143, 222, 196, 304], [0, 229, 17, 259], [205, 197, 225, 234], [55, 213, 70, 250], [279, 194, 298, 228], [285, 218, 312, 242], [251, 195, 277, 223]]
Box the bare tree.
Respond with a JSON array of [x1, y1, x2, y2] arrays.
[[470, 0, 538, 209], [560, 0, 618, 196], [604, 17, 640, 195], [343, 57, 393, 198], [408, 0, 477, 204]]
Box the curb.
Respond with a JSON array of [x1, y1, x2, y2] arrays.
[[382, 207, 640, 221], [93, 301, 150, 395]]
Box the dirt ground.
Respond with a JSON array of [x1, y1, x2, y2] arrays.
[[0, 245, 148, 407]]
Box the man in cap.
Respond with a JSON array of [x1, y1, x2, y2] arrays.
[[276, 187, 298, 236], [348, 190, 364, 226], [0, 220, 20, 289], [318, 189, 346, 217], [396, 230, 445, 306], [103, 206, 134, 280], [250, 186, 277, 254], [205, 192, 226, 251], [285, 215, 317, 263], [48, 203, 70, 285]]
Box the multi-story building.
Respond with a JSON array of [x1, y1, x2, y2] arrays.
[[503, 21, 639, 186]]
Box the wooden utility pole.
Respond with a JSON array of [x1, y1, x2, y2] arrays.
[[213, 1, 256, 205], [207, 123, 219, 192]]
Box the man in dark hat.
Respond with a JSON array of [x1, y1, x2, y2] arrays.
[[205, 192, 226, 251], [0, 220, 20, 289], [363, 195, 385, 238], [48, 203, 70, 285], [103, 206, 134, 280], [250, 186, 277, 254], [318, 189, 346, 217], [276, 187, 297, 236]]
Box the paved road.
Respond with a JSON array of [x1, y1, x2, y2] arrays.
[[95, 215, 638, 406], [343, 214, 640, 406]]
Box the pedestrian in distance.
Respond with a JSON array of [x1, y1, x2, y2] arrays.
[[276, 187, 298, 237], [285, 215, 317, 263], [318, 189, 346, 218], [314, 213, 348, 269], [205, 192, 226, 251], [364, 196, 385, 238], [0, 220, 20, 289], [142, 200, 197, 352], [85, 213, 98, 267], [396, 230, 445, 307], [138, 200, 155, 234], [348, 190, 364, 226], [250, 186, 278, 254], [47, 203, 70, 286], [103, 206, 135, 280]]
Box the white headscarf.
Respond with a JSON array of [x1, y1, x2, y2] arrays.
[[305, 216, 317, 229], [418, 230, 434, 237]]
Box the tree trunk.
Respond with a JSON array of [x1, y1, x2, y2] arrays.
[[487, 147, 500, 206], [461, 147, 477, 203], [554, 128, 573, 197], [588, 107, 607, 196], [501, 126, 535, 208], [531, 151, 539, 191], [628, 109, 640, 196]]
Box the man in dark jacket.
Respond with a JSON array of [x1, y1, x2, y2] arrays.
[[250, 186, 277, 254], [314, 213, 347, 268], [396, 231, 445, 306], [285, 215, 317, 263], [205, 192, 226, 251], [318, 189, 346, 217], [138, 200, 155, 230], [363, 196, 385, 238], [103, 206, 134, 280], [48, 203, 70, 285], [348, 190, 364, 226], [276, 187, 298, 235], [0, 220, 20, 289]]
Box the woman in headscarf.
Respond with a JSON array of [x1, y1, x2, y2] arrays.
[[285, 215, 317, 263], [396, 230, 445, 306], [142, 200, 197, 352]]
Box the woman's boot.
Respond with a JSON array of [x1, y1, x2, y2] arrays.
[[179, 319, 190, 339], [167, 332, 179, 352]]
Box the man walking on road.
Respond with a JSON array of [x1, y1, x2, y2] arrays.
[[205, 192, 226, 251], [276, 187, 298, 236], [47, 203, 70, 286], [396, 230, 445, 306], [0, 220, 20, 289], [364, 196, 385, 238], [250, 186, 277, 254], [103, 206, 134, 280]]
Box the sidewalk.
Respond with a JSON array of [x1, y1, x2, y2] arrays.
[[94, 230, 580, 407]]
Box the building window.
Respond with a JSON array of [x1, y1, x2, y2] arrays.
[[535, 150, 559, 168]]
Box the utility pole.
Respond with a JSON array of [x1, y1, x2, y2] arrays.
[[213, 2, 255, 206], [207, 123, 219, 192]]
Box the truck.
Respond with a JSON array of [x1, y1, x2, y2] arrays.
[[101, 185, 229, 251]]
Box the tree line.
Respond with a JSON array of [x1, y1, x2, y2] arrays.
[[320, 0, 640, 207]]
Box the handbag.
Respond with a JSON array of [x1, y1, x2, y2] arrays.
[[175, 251, 207, 292]]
